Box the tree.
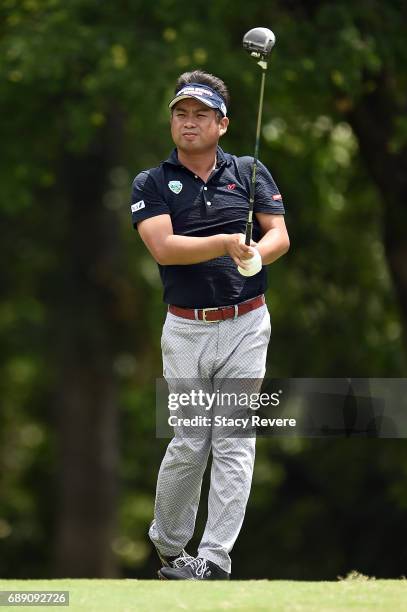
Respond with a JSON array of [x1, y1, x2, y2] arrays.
[[0, 0, 406, 580]]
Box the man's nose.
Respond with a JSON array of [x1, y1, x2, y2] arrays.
[[183, 115, 197, 127]]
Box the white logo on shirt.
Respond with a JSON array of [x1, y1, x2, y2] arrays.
[[168, 180, 183, 194], [131, 199, 145, 212]]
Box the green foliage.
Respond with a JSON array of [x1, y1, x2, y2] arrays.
[[0, 0, 406, 579]]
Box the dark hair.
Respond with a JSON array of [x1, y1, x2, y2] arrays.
[[174, 70, 230, 109]]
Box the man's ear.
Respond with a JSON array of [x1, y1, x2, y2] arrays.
[[219, 116, 229, 136]]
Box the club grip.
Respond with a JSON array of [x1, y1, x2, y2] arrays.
[[245, 222, 253, 246]]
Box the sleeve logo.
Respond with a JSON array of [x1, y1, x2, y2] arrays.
[[131, 199, 145, 212], [272, 194, 282, 201], [168, 180, 183, 194]]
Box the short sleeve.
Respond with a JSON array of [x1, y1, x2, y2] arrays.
[[254, 160, 285, 214], [130, 170, 170, 229]]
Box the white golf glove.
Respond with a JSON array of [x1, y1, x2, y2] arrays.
[[238, 248, 262, 277]]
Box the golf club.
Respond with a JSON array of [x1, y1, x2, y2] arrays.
[[238, 27, 276, 277]]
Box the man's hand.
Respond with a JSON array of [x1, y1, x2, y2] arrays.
[[224, 234, 258, 270]]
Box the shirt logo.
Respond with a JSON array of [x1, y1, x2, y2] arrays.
[[227, 183, 236, 190], [272, 194, 282, 201], [168, 180, 183, 194], [131, 199, 145, 212]]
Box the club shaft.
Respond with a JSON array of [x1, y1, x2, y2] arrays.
[[245, 65, 267, 246]]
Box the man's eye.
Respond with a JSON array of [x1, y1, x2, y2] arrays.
[[197, 114, 207, 118]]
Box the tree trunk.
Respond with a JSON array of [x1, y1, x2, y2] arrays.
[[346, 74, 407, 355], [53, 111, 124, 577]]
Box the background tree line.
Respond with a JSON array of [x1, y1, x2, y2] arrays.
[[0, 0, 406, 579]]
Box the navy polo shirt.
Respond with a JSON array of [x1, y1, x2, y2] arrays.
[[131, 146, 285, 308]]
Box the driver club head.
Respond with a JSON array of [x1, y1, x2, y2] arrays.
[[243, 27, 276, 59]]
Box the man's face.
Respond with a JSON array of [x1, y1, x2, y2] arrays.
[[170, 98, 229, 153]]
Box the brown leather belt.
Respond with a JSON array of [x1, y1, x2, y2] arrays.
[[168, 295, 265, 323]]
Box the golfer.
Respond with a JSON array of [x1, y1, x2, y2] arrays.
[[130, 70, 289, 580]]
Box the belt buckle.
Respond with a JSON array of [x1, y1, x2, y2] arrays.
[[201, 307, 219, 323]]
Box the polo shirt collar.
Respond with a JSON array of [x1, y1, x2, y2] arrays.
[[164, 145, 228, 168]]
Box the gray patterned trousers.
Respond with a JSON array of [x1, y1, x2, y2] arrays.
[[149, 299, 271, 573]]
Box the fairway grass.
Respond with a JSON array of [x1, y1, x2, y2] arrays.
[[0, 578, 406, 611]]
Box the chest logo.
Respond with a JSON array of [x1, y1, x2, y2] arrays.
[[168, 180, 183, 194], [227, 183, 236, 190]]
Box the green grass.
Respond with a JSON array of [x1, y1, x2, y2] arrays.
[[0, 577, 406, 611]]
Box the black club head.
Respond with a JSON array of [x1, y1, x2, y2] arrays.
[[243, 27, 276, 59]]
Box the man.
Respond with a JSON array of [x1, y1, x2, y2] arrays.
[[130, 70, 289, 580]]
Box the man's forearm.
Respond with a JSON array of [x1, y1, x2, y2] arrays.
[[256, 229, 290, 265], [157, 234, 227, 265]]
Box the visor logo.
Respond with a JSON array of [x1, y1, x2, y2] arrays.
[[168, 180, 183, 194], [179, 86, 213, 97]]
